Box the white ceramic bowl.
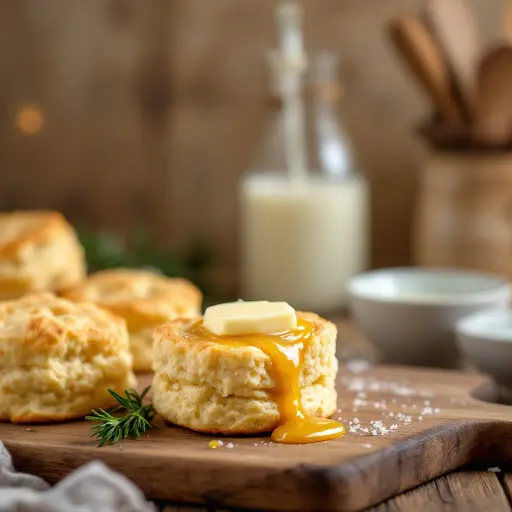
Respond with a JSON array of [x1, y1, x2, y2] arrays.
[[456, 309, 512, 388], [347, 268, 510, 368]]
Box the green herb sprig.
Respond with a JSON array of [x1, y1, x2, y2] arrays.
[[86, 387, 154, 447]]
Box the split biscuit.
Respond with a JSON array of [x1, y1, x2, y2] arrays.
[[152, 311, 338, 435]]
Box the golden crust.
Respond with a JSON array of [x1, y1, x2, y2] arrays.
[[152, 311, 338, 435], [0, 293, 136, 423], [60, 268, 202, 330], [0, 210, 67, 257], [61, 269, 202, 372], [156, 311, 335, 355], [0, 210, 85, 299], [0, 293, 127, 361]]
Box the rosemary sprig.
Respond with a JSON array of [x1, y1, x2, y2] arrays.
[[86, 386, 154, 447]]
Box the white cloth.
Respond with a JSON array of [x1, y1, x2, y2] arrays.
[[0, 442, 155, 512]]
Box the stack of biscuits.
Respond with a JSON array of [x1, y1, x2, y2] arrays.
[[0, 209, 337, 439], [0, 210, 202, 424]]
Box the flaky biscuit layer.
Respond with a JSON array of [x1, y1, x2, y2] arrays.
[[153, 311, 338, 434]]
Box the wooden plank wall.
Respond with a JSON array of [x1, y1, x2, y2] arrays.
[[0, 0, 501, 294]]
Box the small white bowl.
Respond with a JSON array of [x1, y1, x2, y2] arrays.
[[347, 268, 510, 368], [457, 309, 512, 388]]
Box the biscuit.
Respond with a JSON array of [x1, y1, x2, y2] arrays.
[[60, 269, 202, 372], [0, 210, 85, 300], [0, 293, 136, 423], [152, 311, 338, 434]]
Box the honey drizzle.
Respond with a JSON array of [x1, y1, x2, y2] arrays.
[[188, 319, 345, 444]]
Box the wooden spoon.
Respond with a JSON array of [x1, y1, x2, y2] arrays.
[[424, 0, 480, 121], [475, 45, 512, 146], [502, 0, 512, 43], [388, 15, 462, 123]]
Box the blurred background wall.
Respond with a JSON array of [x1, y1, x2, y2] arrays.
[[0, 0, 502, 294]]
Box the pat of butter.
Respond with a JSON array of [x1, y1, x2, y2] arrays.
[[203, 301, 297, 336]]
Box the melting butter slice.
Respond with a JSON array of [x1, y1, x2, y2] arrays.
[[203, 301, 297, 336]]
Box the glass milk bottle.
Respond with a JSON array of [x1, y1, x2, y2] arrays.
[[239, 6, 369, 313]]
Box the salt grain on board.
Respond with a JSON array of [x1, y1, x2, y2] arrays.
[[346, 359, 371, 373]]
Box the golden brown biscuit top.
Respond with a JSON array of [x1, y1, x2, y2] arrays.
[[0, 210, 72, 258], [155, 311, 334, 353], [0, 293, 128, 366], [60, 269, 202, 329], [153, 311, 338, 396]]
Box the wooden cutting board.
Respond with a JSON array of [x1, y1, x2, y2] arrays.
[[2, 364, 512, 512]]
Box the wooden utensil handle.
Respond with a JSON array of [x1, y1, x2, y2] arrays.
[[388, 18, 462, 123]]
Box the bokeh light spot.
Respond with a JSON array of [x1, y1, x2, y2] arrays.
[[16, 105, 44, 135]]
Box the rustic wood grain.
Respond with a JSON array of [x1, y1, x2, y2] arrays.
[[157, 472, 512, 511], [0, 1, 503, 295], [369, 471, 511, 511], [502, 472, 512, 506], [2, 365, 512, 511]]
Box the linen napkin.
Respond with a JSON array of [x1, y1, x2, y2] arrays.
[[0, 442, 155, 512]]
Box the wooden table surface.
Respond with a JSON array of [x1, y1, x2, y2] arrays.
[[151, 319, 512, 511], [157, 470, 512, 511]]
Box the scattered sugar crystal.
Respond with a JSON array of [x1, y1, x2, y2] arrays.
[[361, 443, 373, 449], [354, 418, 360, 424], [418, 416, 423, 421], [434, 408, 440, 413], [371, 430, 378, 436], [226, 442, 234, 449], [390, 424, 398, 430], [422, 407, 434, 415]]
